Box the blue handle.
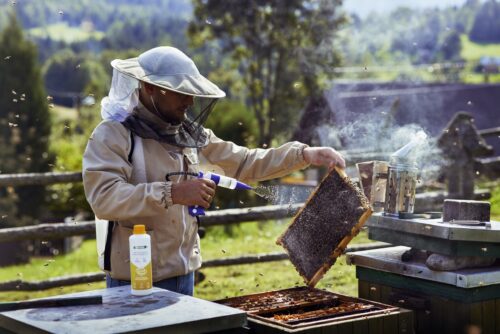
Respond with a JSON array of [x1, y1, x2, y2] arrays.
[[188, 206, 206, 217]]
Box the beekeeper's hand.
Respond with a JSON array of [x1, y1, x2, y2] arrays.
[[171, 179, 216, 208], [303, 147, 346, 170]]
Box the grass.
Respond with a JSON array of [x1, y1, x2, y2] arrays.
[[50, 104, 79, 122], [0, 240, 106, 301], [491, 184, 500, 220], [28, 23, 104, 43], [0, 220, 371, 302], [460, 34, 500, 61], [459, 34, 500, 83]]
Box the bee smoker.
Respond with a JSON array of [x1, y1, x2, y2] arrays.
[[356, 161, 389, 212], [383, 131, 426, 216], [383, 156, 419, 216]]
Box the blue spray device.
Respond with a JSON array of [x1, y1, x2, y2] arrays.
[[166, 171, 252, 217]]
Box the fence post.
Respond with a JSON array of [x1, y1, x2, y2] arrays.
[[437, 112, 493, 199]]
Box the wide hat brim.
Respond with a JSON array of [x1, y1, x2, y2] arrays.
[[111, 58, 226, 99]]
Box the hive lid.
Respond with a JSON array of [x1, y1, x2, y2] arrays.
[[277, 167, 372, 287]]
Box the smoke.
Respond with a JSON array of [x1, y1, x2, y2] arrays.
[[314, 95, 443, 181]]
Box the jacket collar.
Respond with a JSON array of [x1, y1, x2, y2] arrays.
[[132, 100, 181, 136]]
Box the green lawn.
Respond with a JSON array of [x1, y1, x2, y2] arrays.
[[491, 184, 500, 219], [0, 220, 370, 302], [28, 23, 104, 43], [459, 34, 500, 83], [460, 34, 500, 61]]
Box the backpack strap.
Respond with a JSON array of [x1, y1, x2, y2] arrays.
[[127, 131, 135, 164], [103, 130, 135, 272], [103, 220, 114, 272]]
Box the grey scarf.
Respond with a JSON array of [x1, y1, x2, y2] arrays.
[[121, 102, 209, 148]]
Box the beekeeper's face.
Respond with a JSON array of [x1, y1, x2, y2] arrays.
[[144, 83, 194, 123]]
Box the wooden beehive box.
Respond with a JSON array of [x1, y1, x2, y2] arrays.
[[277, 167, 372, 287]]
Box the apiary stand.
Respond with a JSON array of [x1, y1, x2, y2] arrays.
[[349, 213, 500, 333]]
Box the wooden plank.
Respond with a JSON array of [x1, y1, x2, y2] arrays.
[[429, 296, 444, 334], [353, 319, 369, 334], [496, 298, 500, 334], [0, 273, 105, 292], [482, 300, 495, 334], [382, 312, 399, 334], [247, 320, 284, 334], [470, 302, 482, 330], [415, 308, 431, 334], [455, 300, 471, 334], [322, 324, 339, 334], [369, 283, 381, 302], [368, 316, 384, 334], [379, 285, 392, 305], [299, 326, 322, 334], [358, 280, 370, 299], [336, 321, 353, 334], [0, 171, 82, 187], [398, 309, 414, 334], [442, 298, 456, 334]]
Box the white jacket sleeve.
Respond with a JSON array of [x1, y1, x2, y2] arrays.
[[200, 129, 310, 183], [82, 121, 172, 221]]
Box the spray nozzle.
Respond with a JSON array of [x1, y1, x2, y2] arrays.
[[197, 171, 253, 190], [166, 171, 252, 217]]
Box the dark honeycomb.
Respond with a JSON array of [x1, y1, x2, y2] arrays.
[[277, 168, 371, 286]]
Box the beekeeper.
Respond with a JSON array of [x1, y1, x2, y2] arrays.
[[82, 46, 345, 295]]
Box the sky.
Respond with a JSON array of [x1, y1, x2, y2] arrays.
[[344, 0, 471, 17]]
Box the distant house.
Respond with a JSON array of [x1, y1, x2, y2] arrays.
[[477, 56, 500, 74], [293, 82, 500, 154]]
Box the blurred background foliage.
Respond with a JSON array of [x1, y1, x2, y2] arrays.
[[0, 0, 498, 225]]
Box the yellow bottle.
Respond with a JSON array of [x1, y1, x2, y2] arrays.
[[129, 225, 153, 295]]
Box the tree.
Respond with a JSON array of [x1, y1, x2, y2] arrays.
[[44, 49, 109, 98], [0, 12, 53, 225], [469, 0, 500, 43], [189, 0, 346, 146], [203, 99, 261, 212], [440, 31, 462, 61]]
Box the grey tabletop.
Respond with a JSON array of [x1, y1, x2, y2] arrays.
[[367, 213, 500, 242], [0, 286, 246, 334], [346, 246, 500, 288]]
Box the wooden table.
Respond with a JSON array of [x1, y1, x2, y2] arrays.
[[0, 286, 247, 334]]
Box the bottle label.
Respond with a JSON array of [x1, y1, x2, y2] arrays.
[[130, 244, 152, 290]]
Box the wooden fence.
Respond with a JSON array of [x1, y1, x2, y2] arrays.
[[0, 112, 498, 291]]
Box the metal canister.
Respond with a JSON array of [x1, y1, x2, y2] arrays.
[[384, 157, 418, 216]]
